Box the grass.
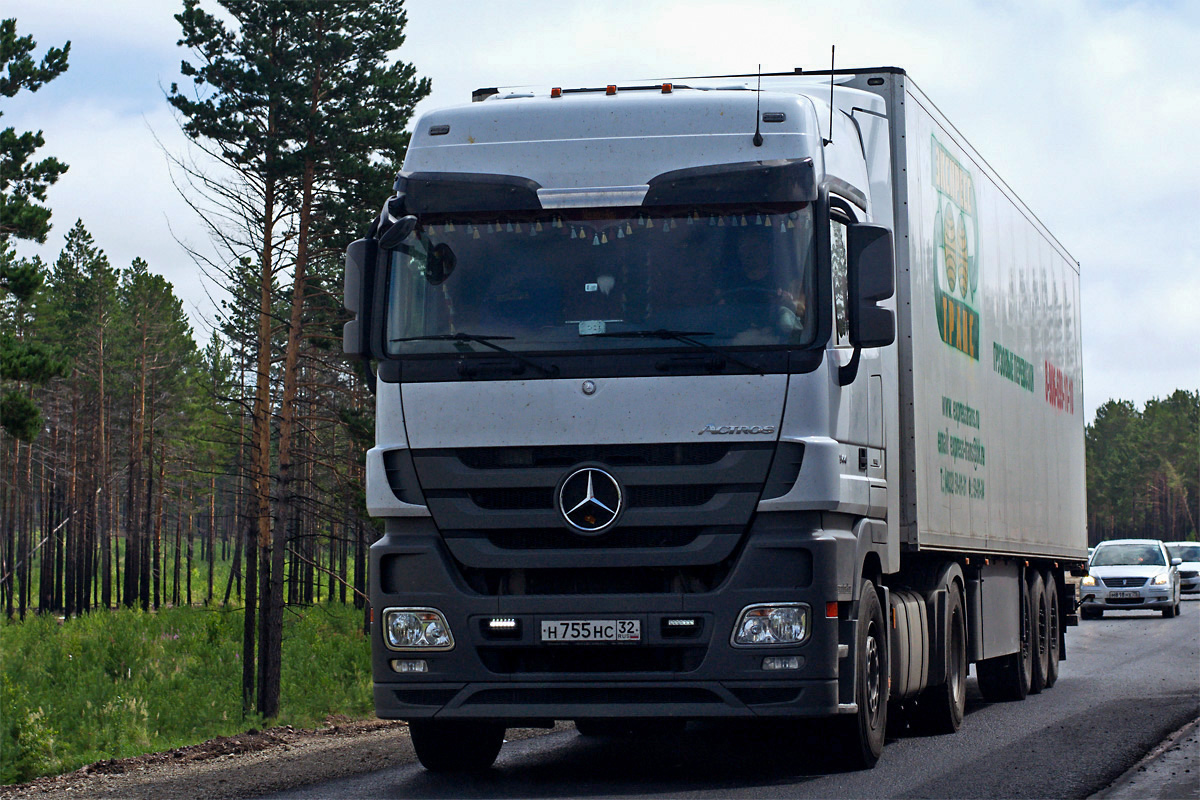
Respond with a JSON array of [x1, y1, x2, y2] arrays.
[[1, 603, 373, 784]]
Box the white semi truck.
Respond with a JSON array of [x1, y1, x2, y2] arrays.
[[343, 66, 1087, 771]]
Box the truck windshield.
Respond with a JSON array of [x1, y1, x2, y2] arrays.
[[384, 205, 816, 355]]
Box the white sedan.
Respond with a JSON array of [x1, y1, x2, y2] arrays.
[[1080, 539, 1182, 619], [1165, 542, 1200, 594]]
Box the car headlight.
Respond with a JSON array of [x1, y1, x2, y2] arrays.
[[1081, 575, 1096, 586], [1151, 573, 1169, 586], [383, 607, 454, 651], [732, 604, 810, 646]]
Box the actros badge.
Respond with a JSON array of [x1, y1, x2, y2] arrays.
[[558, 467, 623, 534]]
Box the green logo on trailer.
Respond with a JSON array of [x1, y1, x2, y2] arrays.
[[932, 137, 980, 360]]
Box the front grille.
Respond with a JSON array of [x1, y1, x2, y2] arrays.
[[1180, 570, 1198, 579], [456, 443, 734, 469], [1100, 577, 1148, 588], [457, 563, 731, 595], [467, 485, 725, 511], [469, 488, 554, 510], [479, 526, 703, 550], [477, 645, 706, 674]]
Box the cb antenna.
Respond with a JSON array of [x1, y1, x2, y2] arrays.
[[825, 45, 835, 146], [753, 63, 763, 147]]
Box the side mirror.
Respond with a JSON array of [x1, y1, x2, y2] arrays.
[[343, 238, 376, 357], [846, 223, 896, 348]]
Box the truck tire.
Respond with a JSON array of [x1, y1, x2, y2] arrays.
[[915, 583, 967, 733], [975, 579, 1034, 702], [409, 720, 505, 772], [1029, 571, 1050, 695], [834, 580, 888, 769], [1041, 570, 1061, 689], [1163, 602, 1177, 618]]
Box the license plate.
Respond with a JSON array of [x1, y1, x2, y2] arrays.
[[540, 619, 641, 643], [1109, 591, 1139, 599]]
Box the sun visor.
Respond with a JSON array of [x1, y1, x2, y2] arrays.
[[642, 158, 816, 207], [396, 171, 543, 214]]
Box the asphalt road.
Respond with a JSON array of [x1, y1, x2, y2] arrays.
[[274, 598, 1199, 799]]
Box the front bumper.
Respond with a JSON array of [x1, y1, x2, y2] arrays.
[[1079, 583, 1174, 610], [370, 512, 853, 722]]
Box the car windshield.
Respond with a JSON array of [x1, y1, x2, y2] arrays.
[[1166, 543, 1200, 562], [384, 204, 817, 355], [1090, 544, 1166, 567]]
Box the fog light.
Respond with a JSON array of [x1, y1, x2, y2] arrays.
[[762, 656, 802, 670], [383, 607, 454, 651], [732, 604, 810, 646], [390, 659, 429, 673]]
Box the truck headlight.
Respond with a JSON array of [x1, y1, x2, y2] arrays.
[[1081, 575, 1096, 586], [1151, 573, 1169, 586], [732, 604, 810, 646], [383, 607, 454, 651]]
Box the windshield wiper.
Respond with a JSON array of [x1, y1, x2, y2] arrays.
[[586, 329, 763, 375], [391, 333, 559, 378]]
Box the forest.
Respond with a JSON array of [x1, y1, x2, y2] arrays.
[[1085, 391, 1198, 546], [1, 0, 1197, 785], [1, 0, 429, 737]]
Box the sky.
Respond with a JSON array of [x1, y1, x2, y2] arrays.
[[4, 0, 1198, 423]]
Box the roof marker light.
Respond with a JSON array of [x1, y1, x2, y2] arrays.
[[551, 87, 562, 98], [662, 83, 673, 94], [606, 85, 617, 95]]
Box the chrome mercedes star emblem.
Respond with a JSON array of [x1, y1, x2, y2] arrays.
[[558, 467, 622, 533]]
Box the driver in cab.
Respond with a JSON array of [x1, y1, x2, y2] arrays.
[[719, 231, 806, 341]]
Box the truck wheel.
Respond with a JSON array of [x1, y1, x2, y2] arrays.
[[1041, 570, 1061, 689], [1162, 602, 1177, 618], [1029, 572, 1049, 695], [834, 580, 888, 769], [975, 579, 1034, 702], [916, 583, 967, 733], [409, 720, 505, 772]]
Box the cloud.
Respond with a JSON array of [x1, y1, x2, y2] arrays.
[[7, 0, 1198, 422]]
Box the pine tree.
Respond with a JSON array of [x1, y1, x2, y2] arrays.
[[170, 0, 428, 719], [0, 18, 69, 242]]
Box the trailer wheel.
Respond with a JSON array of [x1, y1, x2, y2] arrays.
[[975, 579, 1034, 702], [1029, 572, 1050, 694], [1041, 570, 1061, 689], [834, 580, 887, 769], [916, 583, 967, 733], [409, 720, 505, 772]]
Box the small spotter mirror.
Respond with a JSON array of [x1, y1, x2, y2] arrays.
[[378, 215, 419, 249]]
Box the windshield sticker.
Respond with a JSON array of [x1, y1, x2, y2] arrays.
[[932, 137, 980, 360]]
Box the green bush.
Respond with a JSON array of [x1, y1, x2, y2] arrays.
[[1, 674, 62, 784], [1, 604, 372, 783]]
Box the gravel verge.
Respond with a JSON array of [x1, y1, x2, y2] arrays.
[[2, 717, 419, 800], [1, 718, 567, 799]]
